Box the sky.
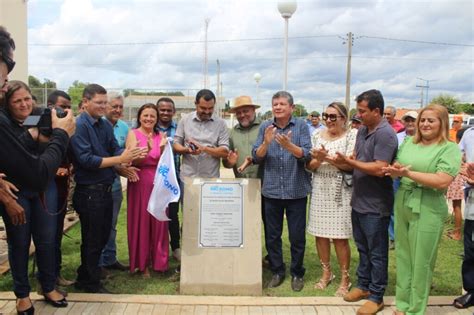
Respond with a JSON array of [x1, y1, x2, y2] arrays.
[[27, 0, 473, 113]]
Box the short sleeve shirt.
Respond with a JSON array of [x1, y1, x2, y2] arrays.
[[229, 117, 262, 179], [351, 120, 398, 216], [174, 111, 229, 179]]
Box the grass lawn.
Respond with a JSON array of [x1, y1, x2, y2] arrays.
[[0, 198, 464, 297]]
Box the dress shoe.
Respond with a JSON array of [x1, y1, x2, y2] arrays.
[[291, 276, 304, 292], [16, 298, 34, 315], [454, 292, 474, 309], [57, 275, 75, 286], [43, 293, 68, 308], [343, 287, 370, 302], [267, 274, 285, 288], [356, 300, 384, 315], [37, 286, 68, 297], [103, 260, 129, 271], [100, 267, 112, 280]]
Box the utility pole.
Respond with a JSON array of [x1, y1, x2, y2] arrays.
[[416, 83, 426, 108], [203, 18, 210, 89], [417, 77, 437, 106], [344, 32, 354, 112]]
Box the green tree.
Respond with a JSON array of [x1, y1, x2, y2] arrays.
[[28, 75, 57, 106], [293, 104, 308, 118], [67, 80, 89, 106], [430, 94, 459, 113]]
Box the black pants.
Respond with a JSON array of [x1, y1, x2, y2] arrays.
[[73, 185, 113, 291], [168, 201, 180, 251], [463, 219, 474, 292], [263, 196, 307, 278]]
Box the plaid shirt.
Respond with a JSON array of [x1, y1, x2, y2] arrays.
[[252, 117, 312, 199]]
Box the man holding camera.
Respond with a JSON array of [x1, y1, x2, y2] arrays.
[[173, 89, 229, 180], [70, 84, 146, 293]]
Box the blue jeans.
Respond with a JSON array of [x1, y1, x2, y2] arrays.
[[99, 189, 123, 267], [352, 210, 390, 304], [0, 183, 57, 298], [73, 185, 113, 291], [264, 197, 307, 278], [388, 178, 400, 241]]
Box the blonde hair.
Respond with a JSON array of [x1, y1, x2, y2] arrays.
[[412, 104, 450, 144]]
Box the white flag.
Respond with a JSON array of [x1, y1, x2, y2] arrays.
[[147, 137, 181, 221]]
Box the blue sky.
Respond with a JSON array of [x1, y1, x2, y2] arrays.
[[27, 0, 473, 112]]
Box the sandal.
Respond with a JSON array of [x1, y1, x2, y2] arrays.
[[335, 268, 352, 297], [314, 261, 335, 290]]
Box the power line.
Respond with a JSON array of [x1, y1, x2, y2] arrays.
[[359, 35, 474, 47], [28, 34, 473, 47], [28, 35, 340, 47]]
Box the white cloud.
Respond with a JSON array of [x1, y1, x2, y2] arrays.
[[27, 0, 473, 112]]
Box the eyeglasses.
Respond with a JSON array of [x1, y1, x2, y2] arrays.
[[322, 113, 344, 122], [1, 54, 15, 74]]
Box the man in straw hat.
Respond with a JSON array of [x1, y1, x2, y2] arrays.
[[223, 96, 269, 266]]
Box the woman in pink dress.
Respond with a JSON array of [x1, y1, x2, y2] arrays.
[[126, 103, 168, 277]]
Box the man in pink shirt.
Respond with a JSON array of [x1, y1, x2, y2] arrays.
[[383, 106, 405, 133]]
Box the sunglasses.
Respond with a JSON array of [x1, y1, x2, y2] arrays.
[[322, 113, 344, 122], [1, 54, 15, 74]]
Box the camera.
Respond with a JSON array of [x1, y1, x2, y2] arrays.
[[23, 107, 67, 136]]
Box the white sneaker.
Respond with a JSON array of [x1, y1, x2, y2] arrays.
[[172, 248, 181, 262]]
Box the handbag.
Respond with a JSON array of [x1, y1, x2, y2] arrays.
[[341, 131, 353, 187]]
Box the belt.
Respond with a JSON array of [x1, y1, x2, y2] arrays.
[[77, 184, 112, 192]]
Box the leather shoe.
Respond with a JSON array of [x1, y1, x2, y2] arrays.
[[43, 294, 68, 308], [75, 282, 113, 294], [291, 276, 304, 292], [103, 261, 129, 271], [267, 274, 285, 288], [343, 287, 370, 302], [454, 292, 474, 309], [356, 300, 384, 315], [16, 298, 34, 315]]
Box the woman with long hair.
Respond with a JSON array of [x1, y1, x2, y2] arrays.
[[306, 102, 357, 297], [383, 104, 461, 314], [126, 103, 168, 277]]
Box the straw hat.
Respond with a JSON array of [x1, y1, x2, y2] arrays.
[[229, 96, 260, 113]]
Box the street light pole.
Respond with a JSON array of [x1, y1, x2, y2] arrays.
[[278, 1, 297, 91], [254, 73, 262, 105]]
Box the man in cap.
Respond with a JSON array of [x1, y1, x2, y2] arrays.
[[351, 114, 362, 130], [308, 111, 325, 135]]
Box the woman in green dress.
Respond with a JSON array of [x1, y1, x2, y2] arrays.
[[382, 104, 461, 315]]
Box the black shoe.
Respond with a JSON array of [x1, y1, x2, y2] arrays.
[[291, 276, 304, 292], [43, 294, 68, 308], [103, 261, 129, 271], [16, 298, 34, 315], [454, 292, 474, 309], [267, 274, 285, 288]]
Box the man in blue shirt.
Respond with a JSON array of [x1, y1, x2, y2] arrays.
[[252, 91, 312, 292], [336, 89, 397, 315], [70, 84, 145, 293], [156, 97, 181, 262], [99, 92, 134, 272]]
